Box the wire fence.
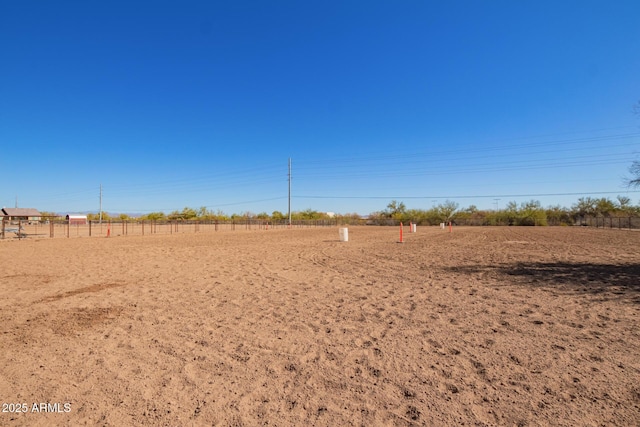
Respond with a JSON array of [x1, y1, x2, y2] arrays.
[[0, 218, 357, 240], [451, 216, 640, 229], [365, 216, 640, 229], [2, 215, 639, 240], [573, 216, 640, 230]]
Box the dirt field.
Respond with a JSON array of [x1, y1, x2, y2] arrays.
[[1, 226, 639, 426]]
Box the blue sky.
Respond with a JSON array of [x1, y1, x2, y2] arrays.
[[2, 1, 639, 216]]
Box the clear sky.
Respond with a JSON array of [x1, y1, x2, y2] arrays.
[[2, 1, 639, 216]]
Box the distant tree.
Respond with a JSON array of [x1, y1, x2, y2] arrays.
[[180, 207, 198, 220], [504, 201, 519, 225], [456, 205, 486, 225], [197, 206, 214, 219], [337, 212, 362, 225], [167, 210, 182, 221], [595, 198, 615, 217], [616, 195, 631, 209], [436, 200, 459, 222], [293, 209, 325, 220], [385, 200, 406, 219], [87, 212, 112, 221], [572, 197, 596, 218], [367, 210, 389, 224], [626, 100, 640, 187], [505, 201, 518, 213], [143, 212, 166, 221], [545, 205, 571, 226], [616, 196, 633, 217], [38, 211, 59, 221], [271, 211, 285, 221], [519, 200, 547, 226], [209, 210, 229, 221], [626, 160, 640, 188], [465, 205, 479, 215], [403, 208, 426, 225]]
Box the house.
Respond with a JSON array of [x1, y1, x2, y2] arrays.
[[1, 208, 42, 223]]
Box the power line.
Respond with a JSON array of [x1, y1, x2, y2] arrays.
[[295, 131, 640, 169], [110, 197, 288, 213], [21, 127, 640, 213], [295, 190, 640, 200]]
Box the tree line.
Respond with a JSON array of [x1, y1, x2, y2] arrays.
[[369, 196, 639, 226], [83, 207, 360, 223], [73, 194, 639, 227]]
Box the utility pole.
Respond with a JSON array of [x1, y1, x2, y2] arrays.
[[99, 184, 103, 224], [288, 158, 292, 226], [494, 198, 500, 211]]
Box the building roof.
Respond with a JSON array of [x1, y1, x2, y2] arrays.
[[1, 208, 41, 217]]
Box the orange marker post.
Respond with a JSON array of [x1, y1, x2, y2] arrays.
[[399, 222, 404, 243], [448, 221, 452, 233]]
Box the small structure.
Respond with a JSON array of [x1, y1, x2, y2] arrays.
[[66, 214, 88, 225], [1, 208, 42, 223]]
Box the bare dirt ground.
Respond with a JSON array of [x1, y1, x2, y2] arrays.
[[1, 226, 639, 426]]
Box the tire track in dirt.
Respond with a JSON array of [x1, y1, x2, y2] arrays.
[[35, 281, 127, 304]]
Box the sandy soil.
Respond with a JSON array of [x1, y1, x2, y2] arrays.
[[1, 226, 639, 426]]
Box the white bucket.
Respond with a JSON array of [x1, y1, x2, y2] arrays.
[[412, 223, 417, 233], [440, 222, 445, 229], [339, 227, 349, 242]]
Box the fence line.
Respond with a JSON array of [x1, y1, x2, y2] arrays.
[[365, 216, 640, 229], [2, 215, 639, 240], [0, 218, 353, 239], [574, 216, 640, 230]]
